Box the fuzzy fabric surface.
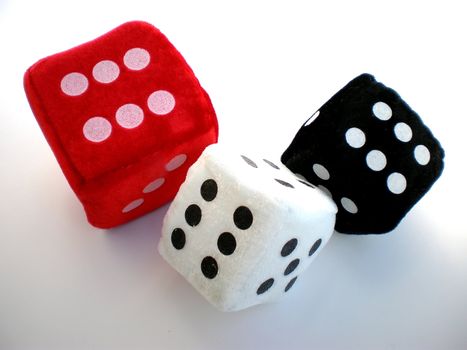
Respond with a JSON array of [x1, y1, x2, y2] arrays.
[[158, 144, 336, 311], [281, 74, 444, 234], [24, 21, 218, 228]]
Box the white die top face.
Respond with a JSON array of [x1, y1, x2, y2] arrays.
[[202, 144, 337, 216], [159, 144, 337, 311]]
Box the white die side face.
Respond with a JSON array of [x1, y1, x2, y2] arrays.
[[158, 144, 337, 311]]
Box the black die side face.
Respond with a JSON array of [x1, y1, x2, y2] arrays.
[[281, 74, 444, 234]]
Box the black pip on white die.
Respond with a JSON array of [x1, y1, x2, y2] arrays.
[[281, 74, 444, 234], [170, 157, 318, 292], [158, 144, 336, 311]]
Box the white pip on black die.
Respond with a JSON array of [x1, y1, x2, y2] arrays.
[[282, 74, 445, 234], [158, 144, 336, 311]]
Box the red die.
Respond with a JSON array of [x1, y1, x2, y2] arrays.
[[24, 21, 218, 228]]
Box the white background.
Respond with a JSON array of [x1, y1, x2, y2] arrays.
[[1, 1, 466, 349]]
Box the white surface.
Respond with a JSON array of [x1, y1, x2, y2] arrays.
[[0, 1, 466, 349], [158, 144, 336, 311]]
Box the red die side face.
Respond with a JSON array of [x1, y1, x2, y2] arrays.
[[25, 21, 218, 228]]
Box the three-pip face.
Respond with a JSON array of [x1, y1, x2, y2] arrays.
[[159, 144, 336, 311], [25, 21, 218, 227], [281, 74, 444, 234]]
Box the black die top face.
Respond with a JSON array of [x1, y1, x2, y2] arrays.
[[281, 74, 444, 234]]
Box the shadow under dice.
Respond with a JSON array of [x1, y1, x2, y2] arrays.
[[24, 21, 218, 228], [158, 144, 337, 311], [281, 74, 444, 234]]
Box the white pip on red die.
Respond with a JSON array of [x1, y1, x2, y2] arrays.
[[158, 144, 337, 311], [24, 21, 218, 228]]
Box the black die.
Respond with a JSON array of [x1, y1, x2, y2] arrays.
[[281, 74, 445, 234]]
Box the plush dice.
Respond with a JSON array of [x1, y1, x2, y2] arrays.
[[158, 144, 337, 311], [24, 21, 218, 228], [281, 74, 444, 234]]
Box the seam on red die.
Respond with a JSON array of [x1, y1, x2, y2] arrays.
[[25, 21, 218, 185], [24, 67, 85, 190]]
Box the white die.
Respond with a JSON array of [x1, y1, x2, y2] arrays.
[[158, 144, 337, 311]]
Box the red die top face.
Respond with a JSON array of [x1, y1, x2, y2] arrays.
[[25, 21, 217, 186]]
